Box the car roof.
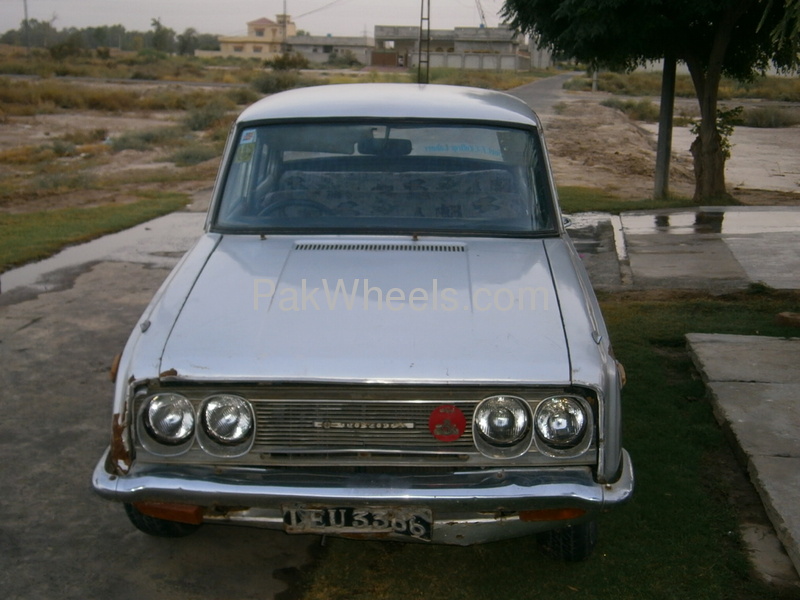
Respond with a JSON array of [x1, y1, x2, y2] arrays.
[[236, 83, 541, 128]]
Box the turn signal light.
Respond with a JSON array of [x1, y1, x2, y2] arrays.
[[133, 501, 204, 525], [519, 508, 586, 522]]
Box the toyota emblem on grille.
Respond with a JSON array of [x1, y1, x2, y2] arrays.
[[313, 421, 415, 430]]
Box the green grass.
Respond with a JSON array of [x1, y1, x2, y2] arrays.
[[295, 288, 800, 600], [0, 192, 188, 272], [557, 186, 710, 213]]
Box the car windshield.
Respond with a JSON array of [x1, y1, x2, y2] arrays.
[[212, 120, 557, 236]]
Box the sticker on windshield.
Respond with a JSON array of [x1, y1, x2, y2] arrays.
[[240, 129, 257, 144]]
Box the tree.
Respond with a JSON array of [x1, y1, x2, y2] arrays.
[[502, 0, 799, 201], [49, 30, 85, 59], [149, 18, 175, 53], [177, 28, 198, 56]]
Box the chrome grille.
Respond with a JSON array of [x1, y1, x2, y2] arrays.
[[253, 400, 475, 452]]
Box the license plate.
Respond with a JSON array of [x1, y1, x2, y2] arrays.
[[282, 505, 432, 541]]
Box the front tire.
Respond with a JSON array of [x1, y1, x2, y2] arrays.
[[124, 503, 201, 538], [536, 520, 597, 561]]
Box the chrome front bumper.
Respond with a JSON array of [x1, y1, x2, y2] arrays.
[[92, 448, 633, 545]]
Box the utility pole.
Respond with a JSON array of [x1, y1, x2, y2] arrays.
[[281, 0, 287, 54], [654, 53, 676, 199], [418, 0, 431, 83], [23, 0, 30, 55]]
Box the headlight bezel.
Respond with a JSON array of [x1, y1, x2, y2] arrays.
[[533, 395, 594, 458], [472, 394, 534, 459], [196, 394, 256, 457], [138, 392, 196, 456], [136, 391, 255, 458]]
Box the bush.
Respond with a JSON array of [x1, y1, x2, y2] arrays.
[[426, 68, 537, 90], [225, 86, 260, 106], [251, 71, 320, 94], [33, 171, 94, 190], [601, 98, 660, 121], [60, 128, 108, 145], [183, 98, 234, 131], [110, 126, 186, 151], [565, 71, 800, 103], [264, 52, 310, 71], [169, 144, 220, 166], [326, 50, 362, 69], [740, 106, 800, 128]]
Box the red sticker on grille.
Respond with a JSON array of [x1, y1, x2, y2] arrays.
[[429, 404, 466, 442]]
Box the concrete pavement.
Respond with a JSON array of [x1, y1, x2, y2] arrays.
[[688, 334, 800, 587]]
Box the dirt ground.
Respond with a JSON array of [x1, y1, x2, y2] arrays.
[[1, 84, 798, 214]]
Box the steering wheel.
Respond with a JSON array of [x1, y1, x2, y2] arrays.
[[259, 198, 335, 217]]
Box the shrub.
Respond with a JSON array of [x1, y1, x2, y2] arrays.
[[251, 71, 320, 94], [168, 144, 220, 166], [565, 71, 800, 102], [50, 140, 77, 157], [33, 171, 94, 191], [183, 98, 234, 131], [265, 52, 310, 71], [0, 145, 55, 164], [601, 98, 660, 121], [60, 128, 108, 145], [740, 106, 800, 128], [225, 86, 260, 106], [110, 126, 187, 151], [326, 50, 362, 69]]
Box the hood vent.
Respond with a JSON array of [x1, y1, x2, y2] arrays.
[[294, 242, 465, 253]]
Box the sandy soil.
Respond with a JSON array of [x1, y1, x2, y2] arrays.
[[1, 87, 798, 213]]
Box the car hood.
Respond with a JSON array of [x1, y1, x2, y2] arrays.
[[159, 235, 573, 384]]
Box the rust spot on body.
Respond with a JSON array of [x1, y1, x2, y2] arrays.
[[110, 412, 132, 473]]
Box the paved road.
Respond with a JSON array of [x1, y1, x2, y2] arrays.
[[508, 72, 577, 120], [0, 256, 319, 600]]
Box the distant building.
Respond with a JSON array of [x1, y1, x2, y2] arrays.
[[198, 17, 543, 71], [199, 15, 297, 59], [373, 24, 533, 71], [286, 34, 375, 65]]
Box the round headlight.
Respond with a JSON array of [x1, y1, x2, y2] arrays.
[[201, 395, 254, 446], [475, 395, 530, 446], [535, 397, 587, 448], [143, 393, 195, 446]]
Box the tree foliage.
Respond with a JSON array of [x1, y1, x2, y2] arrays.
[[502, 0, 799, 200], [0, 19, 221, 54]]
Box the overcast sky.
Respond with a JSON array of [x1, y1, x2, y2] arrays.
[[1, 0, 510, 37]]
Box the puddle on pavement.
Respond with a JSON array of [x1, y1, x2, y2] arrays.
[[623, 208, 800, 235], [0, 212, 205, 295]]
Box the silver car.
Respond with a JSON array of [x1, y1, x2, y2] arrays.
[[92, 83, 633, 561]]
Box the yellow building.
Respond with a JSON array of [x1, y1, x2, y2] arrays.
[[215, 15, 297, 59]]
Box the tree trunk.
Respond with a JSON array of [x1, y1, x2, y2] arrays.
[[689, 125, 729, 200], [683, 0, 755, 201]]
